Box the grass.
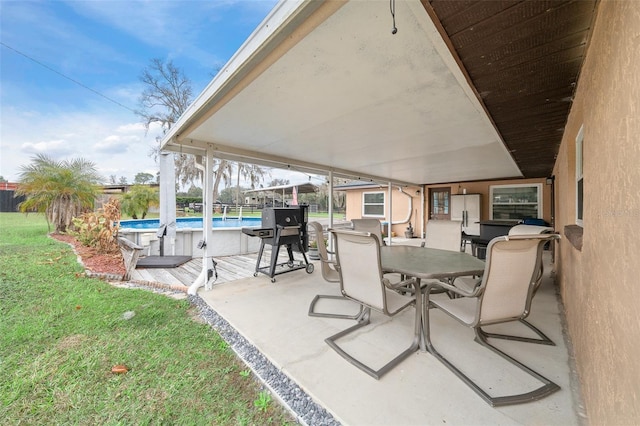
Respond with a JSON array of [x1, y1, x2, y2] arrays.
[[0, 213, 295, 425]]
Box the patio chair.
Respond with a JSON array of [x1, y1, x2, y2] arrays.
[[454, 224, 558, 344], [423, 220, 463, 252], [307, 221, 363, 320], [351, 219, 384, 245], [406, 220, 463, 294], [325, 229, 420, 379], [423, 234, 561, 406], [508, 224, 554, 236], [508, 224, 555, 295]]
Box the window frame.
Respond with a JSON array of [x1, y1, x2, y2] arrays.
[[576, 125, 584, 227], [489, 183, 543, 221], [362, 191, 385, 217]]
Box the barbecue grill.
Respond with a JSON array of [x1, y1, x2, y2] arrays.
[[242, 206, 313, 282]]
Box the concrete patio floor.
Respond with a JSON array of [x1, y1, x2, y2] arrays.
[[196, 251, 584, 425]]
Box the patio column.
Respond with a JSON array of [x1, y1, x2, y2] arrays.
[[387, 182, 392, 245], [328, 171, 334, 253], [420, 186, 425, 239], [188, 148, 215, 295], [159, 152, 176, 255], [203, 149, 215, 290], [328, 171, 334, 229]]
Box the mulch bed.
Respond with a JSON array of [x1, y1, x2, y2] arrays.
[[51, 233, 126, 277]]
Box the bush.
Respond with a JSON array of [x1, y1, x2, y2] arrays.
[[71, 198, 121, 254]]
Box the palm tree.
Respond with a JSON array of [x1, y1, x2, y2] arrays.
[[120, 185, 159, 219], [16, 154, 103, 233]]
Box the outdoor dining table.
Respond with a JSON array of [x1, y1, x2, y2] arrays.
[[380, 245, 486, 350]]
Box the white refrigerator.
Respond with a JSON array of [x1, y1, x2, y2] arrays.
[[451, 193, 481, 236]]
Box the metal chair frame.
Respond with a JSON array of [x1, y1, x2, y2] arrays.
[[324, 229, 420, 379], [423, 234, 561, 406], [307, 221, 363, 319]]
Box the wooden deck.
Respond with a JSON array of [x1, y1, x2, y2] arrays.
[[129, 249, 310, 287], [128, 219, 350, 287]]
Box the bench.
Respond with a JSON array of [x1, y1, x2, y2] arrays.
[[117, 237, 144, 280]]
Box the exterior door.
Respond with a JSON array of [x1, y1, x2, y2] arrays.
[[429, 187, 451, 220]]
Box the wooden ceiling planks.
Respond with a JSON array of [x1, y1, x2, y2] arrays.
[[427, 0, 598, 178]]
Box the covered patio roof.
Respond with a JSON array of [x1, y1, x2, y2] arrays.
[[161, 0, 596, 185]]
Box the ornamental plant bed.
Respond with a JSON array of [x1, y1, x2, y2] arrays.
[[51, 233, 126, 277]]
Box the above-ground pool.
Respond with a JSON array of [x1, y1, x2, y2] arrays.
[[118, 217, 263, 258], [119, 217, 262, 230]]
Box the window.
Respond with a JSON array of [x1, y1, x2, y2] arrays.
[[576, 125, 584, 226], [363, 191, 385, 217], [490, 183, 543, 221], [431, 188, 450, 219]]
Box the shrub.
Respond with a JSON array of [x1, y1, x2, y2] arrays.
[[71, 198, 121, 254]]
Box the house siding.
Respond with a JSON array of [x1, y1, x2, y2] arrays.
[[553, 0, 640, 423], [344, 186, 423, 237], [424, 177, 552, 224]]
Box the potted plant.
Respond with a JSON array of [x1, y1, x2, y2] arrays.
[[308, 239, 320, 260], [405, 222, 415, 238]]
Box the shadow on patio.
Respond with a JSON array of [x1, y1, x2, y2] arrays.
[[180, 250, 583, 425]]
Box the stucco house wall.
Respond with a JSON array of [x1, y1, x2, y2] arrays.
[[424, 177, 552, 224], [343, 185, 423, 237], [553, 0, 640, 423]]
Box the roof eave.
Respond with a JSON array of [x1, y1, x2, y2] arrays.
[[161, 0, 330, 152]]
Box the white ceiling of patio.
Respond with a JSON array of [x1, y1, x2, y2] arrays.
[[162, 0, 522, 186]]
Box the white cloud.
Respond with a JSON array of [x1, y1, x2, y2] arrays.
[[93, 135, 134, 153], [116, 123, 145, 132], [1, 107, 160, 183], [0, 0, 279, 186], [116, 121, 161, 133], [21, 139, 73, 157], [63, 0, 278, 69]]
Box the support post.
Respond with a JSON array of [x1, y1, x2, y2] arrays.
[[159, 152, 177, 256], [387, 182, 393, 245]]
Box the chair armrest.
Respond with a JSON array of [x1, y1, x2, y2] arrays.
[[452, 276, 481, 293], [424, 278, 480, 298], [320, 258, 338, 268], [383, 277, 417, 291]]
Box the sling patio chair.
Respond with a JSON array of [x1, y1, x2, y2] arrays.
[[454, 225, 558, 345], [423, 234, 561, 406], [307, 221, 363, 320], [423, 219, 463, 252], [508, 224, 555, 297], [351, 218, 384, 245], [324, 229, 420, 379], [417, 220, 465, 292]]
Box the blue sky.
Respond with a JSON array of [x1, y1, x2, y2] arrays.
[[0, 0, 291, 185]]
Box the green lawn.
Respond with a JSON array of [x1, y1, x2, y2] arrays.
[[0, 213, 294, 425]]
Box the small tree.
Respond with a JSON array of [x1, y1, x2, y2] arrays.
[[16, 154, 102, 233], [186, 185, 203, 197], [134, 172, 154, 184], [121, 185, 159, 219]]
